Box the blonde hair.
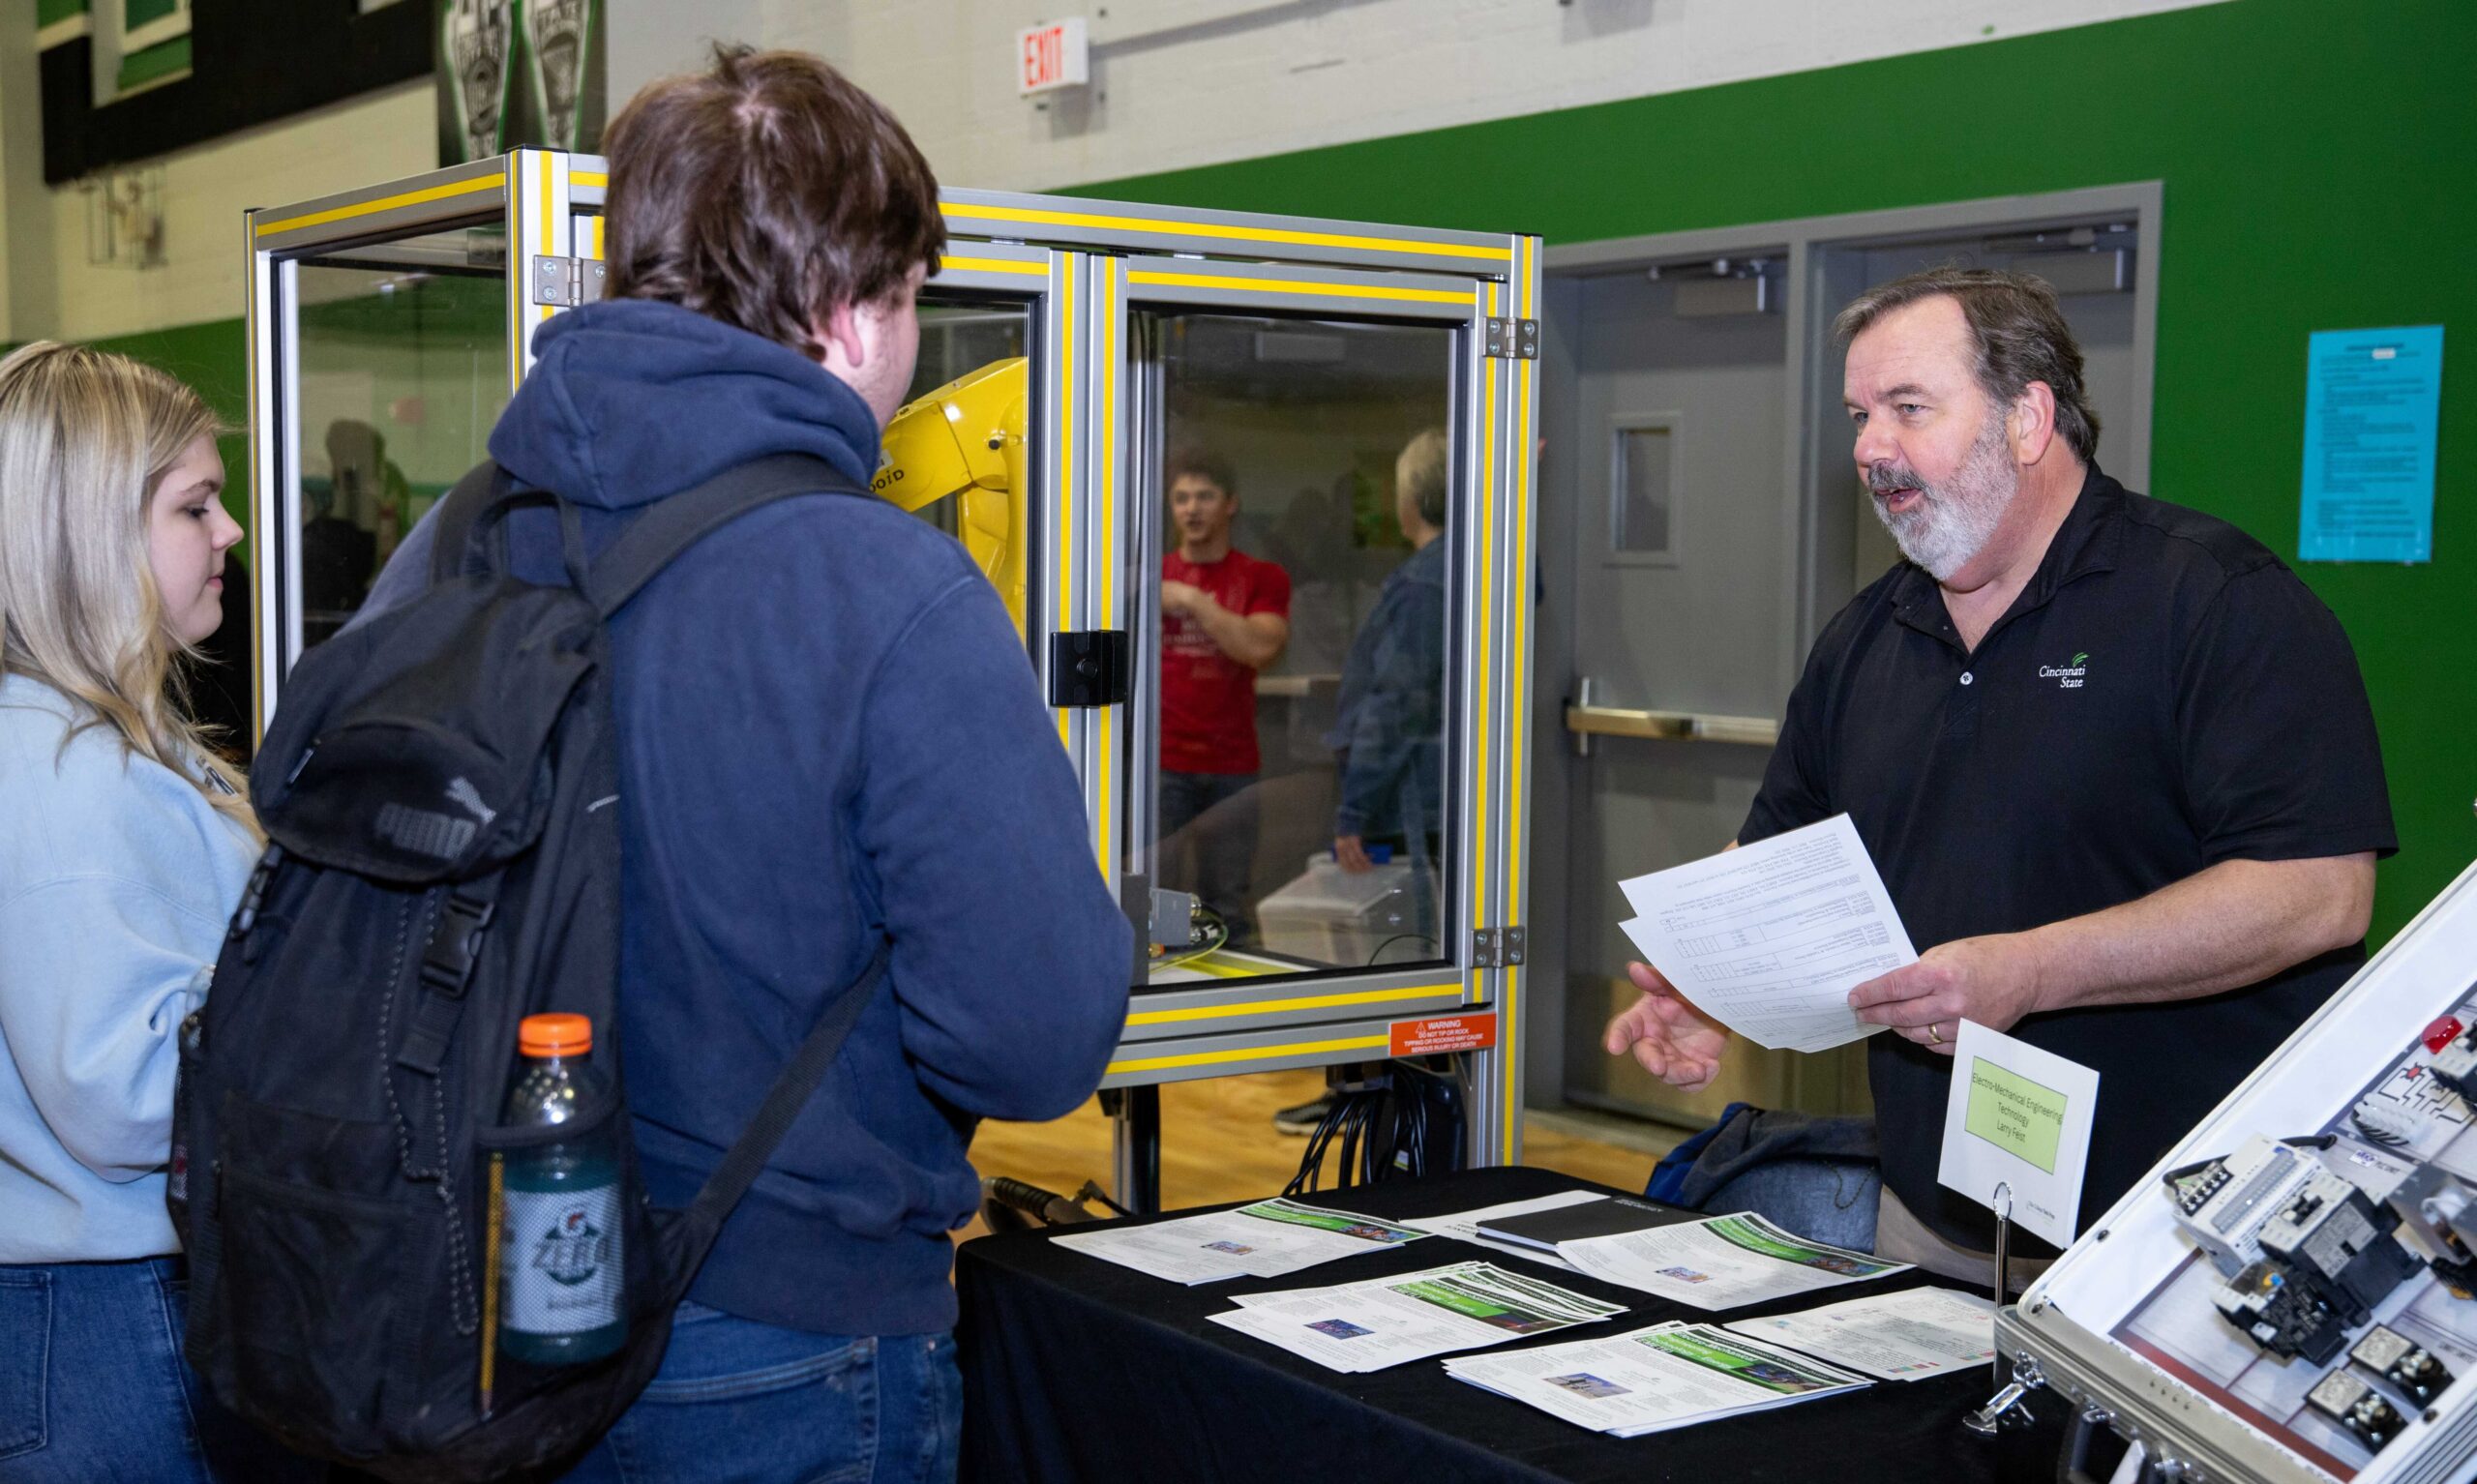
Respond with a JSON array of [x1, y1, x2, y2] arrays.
[[1397, 427, 1450, 529], [0, 341, 255, 834]]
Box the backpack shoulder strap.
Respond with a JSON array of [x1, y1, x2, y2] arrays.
[[681, 941, 890, 1246], [428, 460, 524, 585], [584, 453, 866, 618]]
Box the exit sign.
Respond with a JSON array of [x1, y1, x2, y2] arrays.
[[1018, 18, 1089, 96]]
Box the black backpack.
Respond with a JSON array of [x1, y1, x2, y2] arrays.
[[170, 455, 883, 1482]]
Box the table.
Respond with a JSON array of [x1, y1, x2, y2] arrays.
[[955, 1166, 2068, 1483]]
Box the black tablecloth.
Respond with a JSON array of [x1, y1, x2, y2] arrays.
[[955, 1166, 2065, 1483]]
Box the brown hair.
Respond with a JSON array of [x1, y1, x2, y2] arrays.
[[601, 45, 945, 360], [1834, 266, 2102, 462], [1166, 446, 1237, 501]]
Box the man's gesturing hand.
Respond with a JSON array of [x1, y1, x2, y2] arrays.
[[1601, 962, 1731, 1091], [1846, 934, 2046, 1055]]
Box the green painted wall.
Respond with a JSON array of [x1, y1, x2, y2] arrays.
[[1071, 0, 2476, 946], [84, 317, 252, 565], [61, 0, 2470, 940]]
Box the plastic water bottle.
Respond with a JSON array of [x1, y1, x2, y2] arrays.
[[497, 1013, 625, 1365]]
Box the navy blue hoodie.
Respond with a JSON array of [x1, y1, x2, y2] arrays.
[[363, 300, 1131, 1336]]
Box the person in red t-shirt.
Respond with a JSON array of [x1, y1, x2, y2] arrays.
[[1158, 448, 1290, 945]]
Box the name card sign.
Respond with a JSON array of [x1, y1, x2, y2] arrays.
[[1936, 1020, 2099, 1250], [1019, 19, 1090, 97]]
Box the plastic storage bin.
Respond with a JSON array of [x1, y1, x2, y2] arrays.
[[1256, 854, 1423, 967]]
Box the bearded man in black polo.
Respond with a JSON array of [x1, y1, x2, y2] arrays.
[[1603, 268, 2394, 1287]]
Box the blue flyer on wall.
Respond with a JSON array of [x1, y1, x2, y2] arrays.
[[2299, 325, 2444, 563]]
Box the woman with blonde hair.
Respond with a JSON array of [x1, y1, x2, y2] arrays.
[[0, 342, 316, 1480]]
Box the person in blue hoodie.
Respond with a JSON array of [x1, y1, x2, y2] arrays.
[[353, 48, 1131, 1484]]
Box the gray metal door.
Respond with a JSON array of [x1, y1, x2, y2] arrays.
[[1542, 255, 1863, 1131]]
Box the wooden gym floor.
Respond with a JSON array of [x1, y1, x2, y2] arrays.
[[960, 1069, 1673, 1238]]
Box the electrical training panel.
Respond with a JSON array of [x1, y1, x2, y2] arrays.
[[2001, 861, 2477, 1484]]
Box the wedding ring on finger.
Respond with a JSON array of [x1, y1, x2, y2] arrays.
[[1927, 1022, 1943, 1045]]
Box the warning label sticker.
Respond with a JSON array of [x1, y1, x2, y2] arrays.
[[1389, 1014, 1498, 1057]]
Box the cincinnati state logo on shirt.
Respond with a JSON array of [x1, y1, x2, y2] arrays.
[[2038, 652, 2090, 690]]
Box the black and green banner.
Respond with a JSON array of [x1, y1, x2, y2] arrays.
[[436, 0, 605, 166], [33, 0, 430, 185]]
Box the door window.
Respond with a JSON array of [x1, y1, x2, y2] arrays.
[[1610, 418, 1678, 560]]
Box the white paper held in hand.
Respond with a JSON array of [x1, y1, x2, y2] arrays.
[[1934, 1019, 2099, 1251], [1616, 815, 1915, 1054]]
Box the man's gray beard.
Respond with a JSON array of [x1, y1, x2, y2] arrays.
[[1870, 414, 2017, 581]]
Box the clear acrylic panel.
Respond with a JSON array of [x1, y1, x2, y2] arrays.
[[881, 294, 1037, 645], [1145, 312, 1458, 985], [906, 297, 1031, 403], [291, 225, 510, 652]]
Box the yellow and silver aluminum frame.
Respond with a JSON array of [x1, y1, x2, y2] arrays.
[[1090, 237, 1542, 1168], [243, 149, 597, 751], [243, 150, 1544, 1169], [940, 188, 1518, 279]]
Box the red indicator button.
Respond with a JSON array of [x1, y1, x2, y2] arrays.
[[2424, 1016, 2465, 1054]]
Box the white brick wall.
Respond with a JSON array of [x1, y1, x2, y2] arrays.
[[751, 0, 2233, 193], [1, 0, 2231, 340], [8, 78, 434, 343]]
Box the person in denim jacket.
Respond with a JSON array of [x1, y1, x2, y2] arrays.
[[1329, 428, 1451, 936]]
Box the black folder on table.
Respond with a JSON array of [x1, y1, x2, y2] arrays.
[[1476, 1196, 1699, 1253]]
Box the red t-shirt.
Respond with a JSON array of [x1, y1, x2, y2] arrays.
[[1161, 548, 1291, 775]]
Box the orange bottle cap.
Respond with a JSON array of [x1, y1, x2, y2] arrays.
[[519, 1013, 593, 1058]]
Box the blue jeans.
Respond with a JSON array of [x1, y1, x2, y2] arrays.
[[1701, 1159, 1883, 1254], [557, 1303, 959, 1484], [1157, 771, 1259, 945], [0, 1256, 324, 1483]]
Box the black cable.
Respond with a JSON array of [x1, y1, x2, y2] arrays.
[[1410, 1067, 1436, 1178], [1364, 933, 1439, 967], [1354, 1093, 1377, 1188], [1283, 1056, 1475, 1195], [1075, 1179, 1133, 1219], [1285, 1091, 1350, 1197]]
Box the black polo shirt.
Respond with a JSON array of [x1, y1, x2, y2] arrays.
[[1742, 467, 2395, 1256]]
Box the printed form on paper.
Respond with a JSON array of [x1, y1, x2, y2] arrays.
[[1618, 815, 1916, 1054]]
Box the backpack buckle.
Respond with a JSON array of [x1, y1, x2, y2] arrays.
[[419, 892, 497, 997]]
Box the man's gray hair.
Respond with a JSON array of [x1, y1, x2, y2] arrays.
[[1834, 266, 2102, 463]]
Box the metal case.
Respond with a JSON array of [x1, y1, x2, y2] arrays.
[[1993, 860, 2477, 1484]]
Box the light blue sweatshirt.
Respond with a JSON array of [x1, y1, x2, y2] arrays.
[[0, 672, 256, 1262]]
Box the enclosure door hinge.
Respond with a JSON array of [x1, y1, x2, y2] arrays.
[[530, 254, 607, 308], [1482, 317, 1540, 360], [1472, 927, 1527, 968]]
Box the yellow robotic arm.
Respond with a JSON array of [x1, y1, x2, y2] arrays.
[[872, 356, 1029, 635]]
